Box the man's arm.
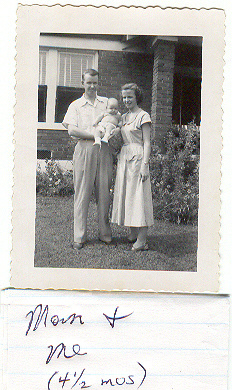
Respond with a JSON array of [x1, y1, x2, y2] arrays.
[[93, 113, 105, 127], [68, 124, 95, 140]]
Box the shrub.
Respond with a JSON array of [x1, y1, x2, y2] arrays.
[[36, 122, 200, 225], [36, 159, 74, 197], [150, 121, 200, 224]]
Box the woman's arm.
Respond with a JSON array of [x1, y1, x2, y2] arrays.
[[140, 122, 151, 182], [67, 124, 95, 140]]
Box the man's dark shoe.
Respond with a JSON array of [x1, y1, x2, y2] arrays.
[[99, 236, 112, 244], [72, 242, 84, 250]]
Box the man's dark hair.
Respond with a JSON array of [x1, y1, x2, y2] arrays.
[[121, 83, 143, 105], [82, 68, 99, 83]]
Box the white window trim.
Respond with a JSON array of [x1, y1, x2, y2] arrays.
[[38, 47, 98, 129], [40, 35, 124, 52], [45, 48, 58, 125]]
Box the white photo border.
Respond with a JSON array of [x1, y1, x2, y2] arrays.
[[11, 5, 224, 292]]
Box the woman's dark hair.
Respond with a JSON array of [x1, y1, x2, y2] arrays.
[[121, 83, 143, 105]]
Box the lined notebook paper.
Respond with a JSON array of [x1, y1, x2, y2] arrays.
[[1, 290, 229, 390]]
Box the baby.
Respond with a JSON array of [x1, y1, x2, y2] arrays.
[[93, 98, 122, 145]]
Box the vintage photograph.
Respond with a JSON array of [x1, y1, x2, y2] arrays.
[[12, 5, 223, 291], [35, 33, 201, 272]]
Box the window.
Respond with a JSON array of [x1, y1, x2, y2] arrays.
[[37, 149, 51, 159], [55, 51, 95, 123], [38, 85, 47, 122], [58, 51, 94, 88], [39, 51, 47, 85], [55, 87, 84, 123], [38, 47, 97, 125], [38, 51, 47, 122]]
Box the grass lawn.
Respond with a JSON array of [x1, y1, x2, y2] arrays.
[[35, 195, 197, 272]]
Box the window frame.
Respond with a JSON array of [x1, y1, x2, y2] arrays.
[[38, 46, 98, 129]]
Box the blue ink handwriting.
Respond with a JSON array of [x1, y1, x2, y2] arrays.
[[101, 362, 146, 388], [103, 307, 133, 328], [48, 363, 146, 390], [46, 343, 87, 364], [48, 369, 91, 390], [25, 304, 84, 336]]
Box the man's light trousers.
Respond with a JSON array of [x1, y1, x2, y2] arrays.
[[73, 140, 113, 244]]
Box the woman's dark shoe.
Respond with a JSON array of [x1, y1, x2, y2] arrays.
[[127, 236, 137, 243], [99, 236, 112, 244]]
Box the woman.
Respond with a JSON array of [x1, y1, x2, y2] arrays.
[[111, 83, 154, 251]]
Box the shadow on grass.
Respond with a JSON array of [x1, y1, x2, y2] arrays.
[[35, 196, 197, 272], [147, 232, 197, 256]]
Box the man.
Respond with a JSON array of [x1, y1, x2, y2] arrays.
[[62, 69, 113, 249]]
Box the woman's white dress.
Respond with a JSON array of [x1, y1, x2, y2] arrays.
[[111, 109, 154, 227]]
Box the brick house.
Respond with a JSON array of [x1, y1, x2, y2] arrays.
[[38, 33, 202, 161]]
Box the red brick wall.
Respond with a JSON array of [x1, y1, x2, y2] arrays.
[[37, 129, 75, 160], [98, 50, 153, 115], [37, 45, 201, 159], [151, 40, 175, 146]]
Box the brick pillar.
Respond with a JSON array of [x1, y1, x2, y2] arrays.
[[151, 40, 175, 147]]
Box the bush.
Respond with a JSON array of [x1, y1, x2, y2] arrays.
[[150, 121, 200, 224], [37, 122, 200, 224], [36, 159, 74, 197]]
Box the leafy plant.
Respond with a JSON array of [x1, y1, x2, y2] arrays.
[[150, 121, 200, 224], [37, 121, 200, 225], [36, 159, 74, 197]]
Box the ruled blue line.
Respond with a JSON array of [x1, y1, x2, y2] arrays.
[[5, 318, 229, 326], [7, 371, 227, 378], [4, 345, 228, 352]]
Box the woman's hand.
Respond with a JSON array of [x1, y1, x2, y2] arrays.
[[140, 122, 151, 182], [140, 162, 149, 182]]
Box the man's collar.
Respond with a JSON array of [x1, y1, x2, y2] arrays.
[[80, 94, 106, 107]]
